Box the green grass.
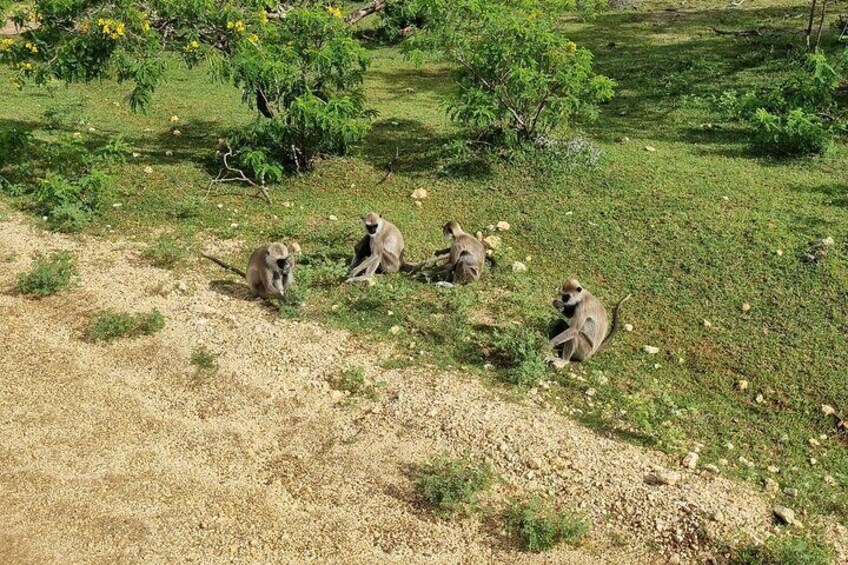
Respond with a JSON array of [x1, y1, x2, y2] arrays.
[[331, 367, 381, 400], [415, 456, 493, 517], [143, 233, 191, 269], [88, 310, 166, 342], [14, 251, 76, 297], [731, 533, 835, 565], [2, 0, 847, 524], [504, 498, 590, 553]]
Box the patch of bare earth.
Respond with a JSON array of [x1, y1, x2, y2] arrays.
[[0, 211, 845, 564]]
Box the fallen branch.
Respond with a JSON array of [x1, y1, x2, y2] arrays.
[[210, 142, 272, 205], [346, 0, 388, 25]]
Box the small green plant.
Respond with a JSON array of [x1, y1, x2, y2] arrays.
[[143, 235, 189, 269], [88, 310, 165, 342], [191, 346, 217, 371], [410, 0, 614, 145], [415, 455, 493, 516], [720, 51, 845, 156], [331, 367, 380, 400], [14, 251, 77, 297], [504, 498, 590, 553], [731, 533, 834, 565], [489, 325, 548, 387]]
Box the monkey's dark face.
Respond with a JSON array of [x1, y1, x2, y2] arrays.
[[365, 222, 378, 235]]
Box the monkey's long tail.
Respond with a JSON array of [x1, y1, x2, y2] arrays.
[[597, 294, 633, 353], [201, 254, 246, 278]]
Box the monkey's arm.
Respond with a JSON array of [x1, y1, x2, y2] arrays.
[[550, 309, 587, 347], [350, 237, 371, 270]]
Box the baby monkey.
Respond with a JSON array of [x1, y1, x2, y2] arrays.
[[203, 243, 295, 309], [549, 278, 631, 362]]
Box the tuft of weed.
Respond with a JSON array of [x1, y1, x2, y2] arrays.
[[415, 455, 493, 517], [143, 235, 189, 269], [331, 367, 380, 400], [731, 534, 834, 565], [190, 346, 217, 371], [504, 498, 590, 553], [14, 251, 77, 297], [488, 324, 549, 387], [88, 310, 165, 342]]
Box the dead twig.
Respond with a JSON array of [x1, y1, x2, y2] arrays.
[[377, 147, 400, 185], [210, 142, 272, 205]]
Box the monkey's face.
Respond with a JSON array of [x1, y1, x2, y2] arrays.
[[275, 257, 291, 273], [363, 214, 381, 236], [557, 282, 583, 308]]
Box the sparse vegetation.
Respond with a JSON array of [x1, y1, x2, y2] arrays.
[[190, 346, 217, 371], [415, 455, 493, 516], [731, 534, 834, 565], [143, 234, 189, 269], [14, 251, 76, 297], [88, 310, 165, 342], [504, 498, 590, 553], [331, 367, 380, 400]]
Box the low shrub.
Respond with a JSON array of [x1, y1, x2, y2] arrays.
[[731, 533, 834, 565], [143, 235, 189, 269], [415, 455, 493, 516], [504, 498, 590, 553], [88, 310, 165, 342], [190, 346, 217, 371], [331, 367, 380, 400], [14, 251, 76, 297], [489, 325, 549, 387]]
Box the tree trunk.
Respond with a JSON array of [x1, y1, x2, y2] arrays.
[[814, 0, 829, 49], [256, 88, 274, 118], [805, 0, 818, 50]]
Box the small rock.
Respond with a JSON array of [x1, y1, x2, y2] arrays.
[[550, 358, 569, 371], [624, 324, 634, 332], [482, 235, 502, 250], [173, 129, 182, 136], [809, 457, 817, 466], [682, 452, 699, 469], [643, 345, 660, 355], [737, 380, 749, 391], [703, 319, 712, 328], [776, 249, 784, 257], [112, 203, 122, 208], [767, 465, 780, 474], [718, 458, 729, 466], [585, 388, 596, 397], [331, 304, 340, 312], [88, 127, 96, 133], [330, 390, 344, 402], [132, 152, 141, 158], [755, 394, 764, 404], [725, 442, 734, 450], [704, 464, 720, 474], [144, 166, 154, 174], [177, 281, 188, 292], [496, 221, 511, 231], [741, 303, 751, 313], [170, 115, 180, 123], [764, 478, 780, 493], [475, 231, 483, 241], [823, 475, 836, 486], [739, 456, 754, 468], [527, 458, 542, 470], [411, 188, 428, 200], [165, 150, 173, 157], [783, 487, 798, 497], [808, 438, 821, 448], [773, 505, 803, 528], [290, 241, 302, 254], [645, 470, 680, 486], [711, 511, 724, 523], [644, 146, 656, 152], [328, 215, 338, 221], [821, 404, 836, 417], [511, 261, 527, 273], [821, 236, 834, 247], [389, 325, 401, 336]]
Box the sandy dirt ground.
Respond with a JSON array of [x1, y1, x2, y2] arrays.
[[1, 211, 845, 565]]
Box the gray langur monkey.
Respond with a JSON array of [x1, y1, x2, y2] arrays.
[[202, 243, 295, 308], [432, 220, 486, 286], [549, 278, 631, 362], [347, 212, 405, 283]]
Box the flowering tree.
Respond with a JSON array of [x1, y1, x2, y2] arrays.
[[0, 1, 372, 174]]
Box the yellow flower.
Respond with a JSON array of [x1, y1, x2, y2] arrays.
[[141, 13, 151, 32], [325, 6, 343, 19], [24, 41, 38, 54], [248, 33, 259, 44], [184, 40, 200, 52], [27, 8, 40, 22], [20, 62, 33, 71], [259, 12, 268, 26], [566, 41, 577, 54], [227, 20, 245, 33], [0, 38, 15, 52], [12, 80, 22, 89]]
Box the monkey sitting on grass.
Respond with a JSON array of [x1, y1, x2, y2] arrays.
[[548, 278, 631, 363]]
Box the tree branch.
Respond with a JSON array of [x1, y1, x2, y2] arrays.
[[346, 0, 388, 25]]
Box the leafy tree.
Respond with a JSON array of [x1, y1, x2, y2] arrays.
[[407, 0, 615, 144], [0, 1, 373, 172]]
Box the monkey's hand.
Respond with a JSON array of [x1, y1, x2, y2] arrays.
[[434, 281, 455, 288]]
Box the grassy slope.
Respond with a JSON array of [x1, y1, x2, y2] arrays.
[[1, 0, 846, 523]]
